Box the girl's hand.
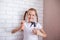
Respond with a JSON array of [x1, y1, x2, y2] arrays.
[[32, 28, 40, 35], [32, 28, 46, 37], [12, 30, 16, 33], [11, 27, 22, 33], [32, 28, 37, 35], [11, 20, 25, 34], [36, 29, 42, 36], [36, 29, 47, 38]]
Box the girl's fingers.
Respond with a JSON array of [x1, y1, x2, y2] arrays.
[[11, 30, 17, 33], [12, 30, 15, 33], [32, 29, 37, 35]]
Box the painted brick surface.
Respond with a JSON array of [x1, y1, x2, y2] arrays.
[[0, 0, 43, 40]]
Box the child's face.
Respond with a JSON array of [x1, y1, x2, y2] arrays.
[[27, 10, 36, 22]]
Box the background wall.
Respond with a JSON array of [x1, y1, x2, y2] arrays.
[[0, 0, 43, 40], [43, 0, 60, 40]]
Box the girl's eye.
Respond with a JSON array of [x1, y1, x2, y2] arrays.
[[28, 13, 31, 16], [32, 15, 34, 16], [33, 15, 34, 16], [28, 12, 31, 15]]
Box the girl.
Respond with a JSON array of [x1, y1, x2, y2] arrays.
[[12, 8, 47, 40]]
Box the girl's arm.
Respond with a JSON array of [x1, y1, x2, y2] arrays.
[[37, 28, 47, 38], [11, 20, 25, 33]]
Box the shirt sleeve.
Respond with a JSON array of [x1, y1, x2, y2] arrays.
[[37, 23, 43, 29]]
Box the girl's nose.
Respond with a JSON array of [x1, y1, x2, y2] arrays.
[[30, 15, 32, 18]]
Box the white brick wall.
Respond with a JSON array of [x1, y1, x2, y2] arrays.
[[0, 0, 43, 40]]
